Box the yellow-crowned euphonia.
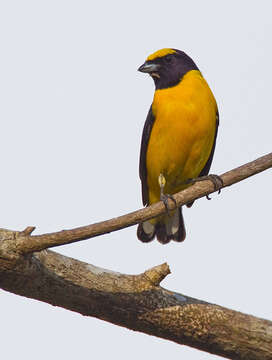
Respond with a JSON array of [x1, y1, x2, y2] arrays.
[[137, 48, 219, 244]]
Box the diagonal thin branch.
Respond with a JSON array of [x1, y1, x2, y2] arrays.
[[11, 152, 272, 254]]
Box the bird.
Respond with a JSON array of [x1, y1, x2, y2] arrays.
[[137, 48, 219, 244]]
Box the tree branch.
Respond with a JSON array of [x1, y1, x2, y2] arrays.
[[8, 151, 272, 254], [1, 153, 272, 359], [0, 249, 271, 360]]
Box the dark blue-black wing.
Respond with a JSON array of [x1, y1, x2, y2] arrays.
[[139, 106, 156, 206], [199, 110, 219, 177], [187, 110, 219, 208]]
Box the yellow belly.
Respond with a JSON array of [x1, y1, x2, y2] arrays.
[[146, 70, 217, 204]]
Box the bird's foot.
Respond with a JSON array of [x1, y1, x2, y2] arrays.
[[158, 173, 177, 216], [160, 193, 177, 216], [186, 174, 223, 200]]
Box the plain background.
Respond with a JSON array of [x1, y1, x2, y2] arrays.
[[1, 1, 271, 359]]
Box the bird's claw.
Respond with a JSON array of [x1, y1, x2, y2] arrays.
[[207, 174, 223, 193], [186, 174, 223, 200], [161, 194, 177, 216]]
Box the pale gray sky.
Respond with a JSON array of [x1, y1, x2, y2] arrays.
[[1, 1, 271, 359]]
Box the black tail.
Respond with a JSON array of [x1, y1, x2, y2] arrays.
[[137, 207, 186, 244]]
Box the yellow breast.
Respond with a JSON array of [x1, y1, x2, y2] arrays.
[[146, 70, 217, 204]]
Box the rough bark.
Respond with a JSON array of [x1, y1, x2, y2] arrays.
[[0, 249, 271, 360], [1, 152, 272, 359]]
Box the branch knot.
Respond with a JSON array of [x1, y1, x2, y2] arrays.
[[143, 262, 170, 286]]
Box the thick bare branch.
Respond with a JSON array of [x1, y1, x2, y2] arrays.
[[0, 249, 271, 360], [9, 152, 272, 254], [1, 153, 272, 358]]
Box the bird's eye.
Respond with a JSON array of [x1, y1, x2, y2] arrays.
[[164, 55, 172, 63]]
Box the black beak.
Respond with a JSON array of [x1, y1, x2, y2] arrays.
[[138, 61, 161, 73]]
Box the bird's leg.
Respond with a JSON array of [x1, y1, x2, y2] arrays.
[[186, 174, 223, 200], [158, 173, 177, 216]]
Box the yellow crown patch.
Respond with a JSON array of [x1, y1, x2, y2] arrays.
[[146, 48, 176, 61]]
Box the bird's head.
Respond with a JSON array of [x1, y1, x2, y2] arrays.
[[138, 48, 198, 89]]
